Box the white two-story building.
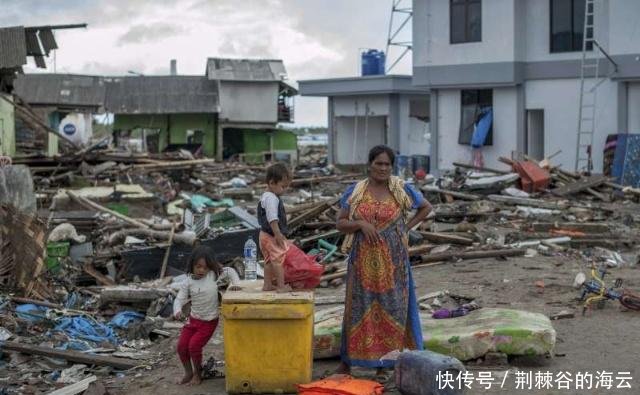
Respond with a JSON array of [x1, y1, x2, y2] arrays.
[[413, 0, 640, 173]]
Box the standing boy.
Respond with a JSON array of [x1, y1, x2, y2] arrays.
[[257, 163, 293, 292]]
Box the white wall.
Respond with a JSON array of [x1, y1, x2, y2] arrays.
[[435, 87, 519, 170], [335, 116, 386, 164], [415, 0, 517, 67], [524, 0, 610, 62], [608, 0, 640, 55], [398, 94, 430, 156], [333, 95, 390, 117], [525, 78, 618, 172], [219, 81, 278, 123], [628, 82, 640, 133]]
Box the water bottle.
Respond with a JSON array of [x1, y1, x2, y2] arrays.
[[243, 237, 258, 281]]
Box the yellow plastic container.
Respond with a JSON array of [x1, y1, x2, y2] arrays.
[[222, 281, 314, 394]]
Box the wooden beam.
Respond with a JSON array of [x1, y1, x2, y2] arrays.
[[0, 342, 138, 370], [487, 194, 568, 210], [83, 263, 116, 286], [452, 162, 510, 174], [551, 175, 608, 197], [159, 225, 176, 279], [66, 191, 150, 229], [418, 231, 474, 245], [421, 186, 481, 201], [288, 197, 340, 231], [418, 248, 527, 263]]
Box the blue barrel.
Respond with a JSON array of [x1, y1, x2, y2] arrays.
[[394, 154, 412, 178], [412, 155, 431, 174], [395, 350, 467, 395], [361, 50, 386, 76]]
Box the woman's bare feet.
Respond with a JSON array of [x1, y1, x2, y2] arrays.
[[187, 375, 202, 386], [176, 374, 192, 385]]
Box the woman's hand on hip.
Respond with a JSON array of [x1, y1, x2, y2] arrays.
[[358, 220, 380, 243]]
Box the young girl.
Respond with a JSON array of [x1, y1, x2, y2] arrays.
[[173, 245, 240, 386]]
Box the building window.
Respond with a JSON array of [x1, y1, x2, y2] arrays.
[[450, 0, 482, 44], [459, 89, 493, 146], [550, 0, 593, 53]]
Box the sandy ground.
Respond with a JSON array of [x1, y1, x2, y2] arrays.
[[107, 254, 640, 395]]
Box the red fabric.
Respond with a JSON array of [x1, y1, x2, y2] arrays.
[[298, 374, 384, 395], [283, 243, 324, 289], [176, 316, 218, 366]]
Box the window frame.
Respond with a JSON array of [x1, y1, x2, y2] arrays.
[[450, 0, 482, 44], [458, 89, 493, 146], [549, 0, 594, 53]]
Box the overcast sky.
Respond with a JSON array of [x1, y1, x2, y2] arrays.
[[2, 0, 413, 127]]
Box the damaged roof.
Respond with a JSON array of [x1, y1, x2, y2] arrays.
[[104, 76, 219, 114], [14, 73, 106, 108], [206, 58, 287, 82], [0, 25, 61, 70], [0, 26, 27, 69]]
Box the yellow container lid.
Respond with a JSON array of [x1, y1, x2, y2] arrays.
[[222, 280, 314, 304]]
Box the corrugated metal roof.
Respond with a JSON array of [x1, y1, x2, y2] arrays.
[[206, 58, 287, 81], [0, 26, 27, 69], [14, 73, 106, 108], [104, 76, 219, 114]]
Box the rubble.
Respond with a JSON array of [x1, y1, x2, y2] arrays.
[[2, 145, 640, 393]]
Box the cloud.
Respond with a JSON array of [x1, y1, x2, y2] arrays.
[[117, 23, 186, 46], [0, 0, 412, 126]]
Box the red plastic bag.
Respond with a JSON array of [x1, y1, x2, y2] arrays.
[[283, 244, 324, 289]]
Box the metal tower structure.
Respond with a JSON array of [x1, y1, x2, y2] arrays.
[[385, 0, 412, 73]]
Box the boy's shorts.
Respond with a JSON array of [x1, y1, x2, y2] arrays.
[[259, 231, 291, 266]]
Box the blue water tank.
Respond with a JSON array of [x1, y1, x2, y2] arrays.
[[361, 49, 386, 76]]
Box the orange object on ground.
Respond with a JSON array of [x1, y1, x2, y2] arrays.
[[513, 161, 550, 193], [550, 229, 587, 237], [297, 374, 384, 395]]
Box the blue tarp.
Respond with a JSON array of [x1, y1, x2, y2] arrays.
[[471, 108, 493, 148], [612, 134, 640, 187], [110, 311, 145, 329], [54, 316, 118, 345], [15, 304, 48, 323]]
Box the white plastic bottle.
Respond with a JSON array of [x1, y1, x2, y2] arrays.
[[243, 237, 258, 281]]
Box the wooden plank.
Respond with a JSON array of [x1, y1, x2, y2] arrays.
[[551, 175, 607, 197], [298, 229, 341, 248], [83, 263, 116, 286], [288, 197, 340, 230], [529, 222, 610, 234], [418, 248, 527, 263], [421, 186, 481, 201], [66, 191, 150, 229], [418, 231, 474, 245], [487, 195, 567, 210], [453, 162, 510, 174], [0, 342, 138, 370], [408, 244, 436, 256], [48, 376, 98, 395]]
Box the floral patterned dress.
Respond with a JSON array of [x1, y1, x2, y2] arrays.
[[340, 184, 424, 368]]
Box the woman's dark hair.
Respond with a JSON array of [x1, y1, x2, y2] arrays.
[[368, 145, 396, 165], [187, 245, 222, 276], [266, 162, 291, 183]]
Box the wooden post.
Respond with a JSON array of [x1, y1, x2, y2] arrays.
[[216, 121, 224, 162], [159, 225, 176, 278]]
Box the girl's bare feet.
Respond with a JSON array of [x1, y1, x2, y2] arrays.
[[176, 374, 192, 385]]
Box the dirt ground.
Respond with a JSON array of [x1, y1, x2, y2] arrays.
[[107, 254, 640, 395]]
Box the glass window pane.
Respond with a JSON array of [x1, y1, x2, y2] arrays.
[[551, 0, 573, 52], [468, 2, 482, 42], [451, 3, 466, 43]]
